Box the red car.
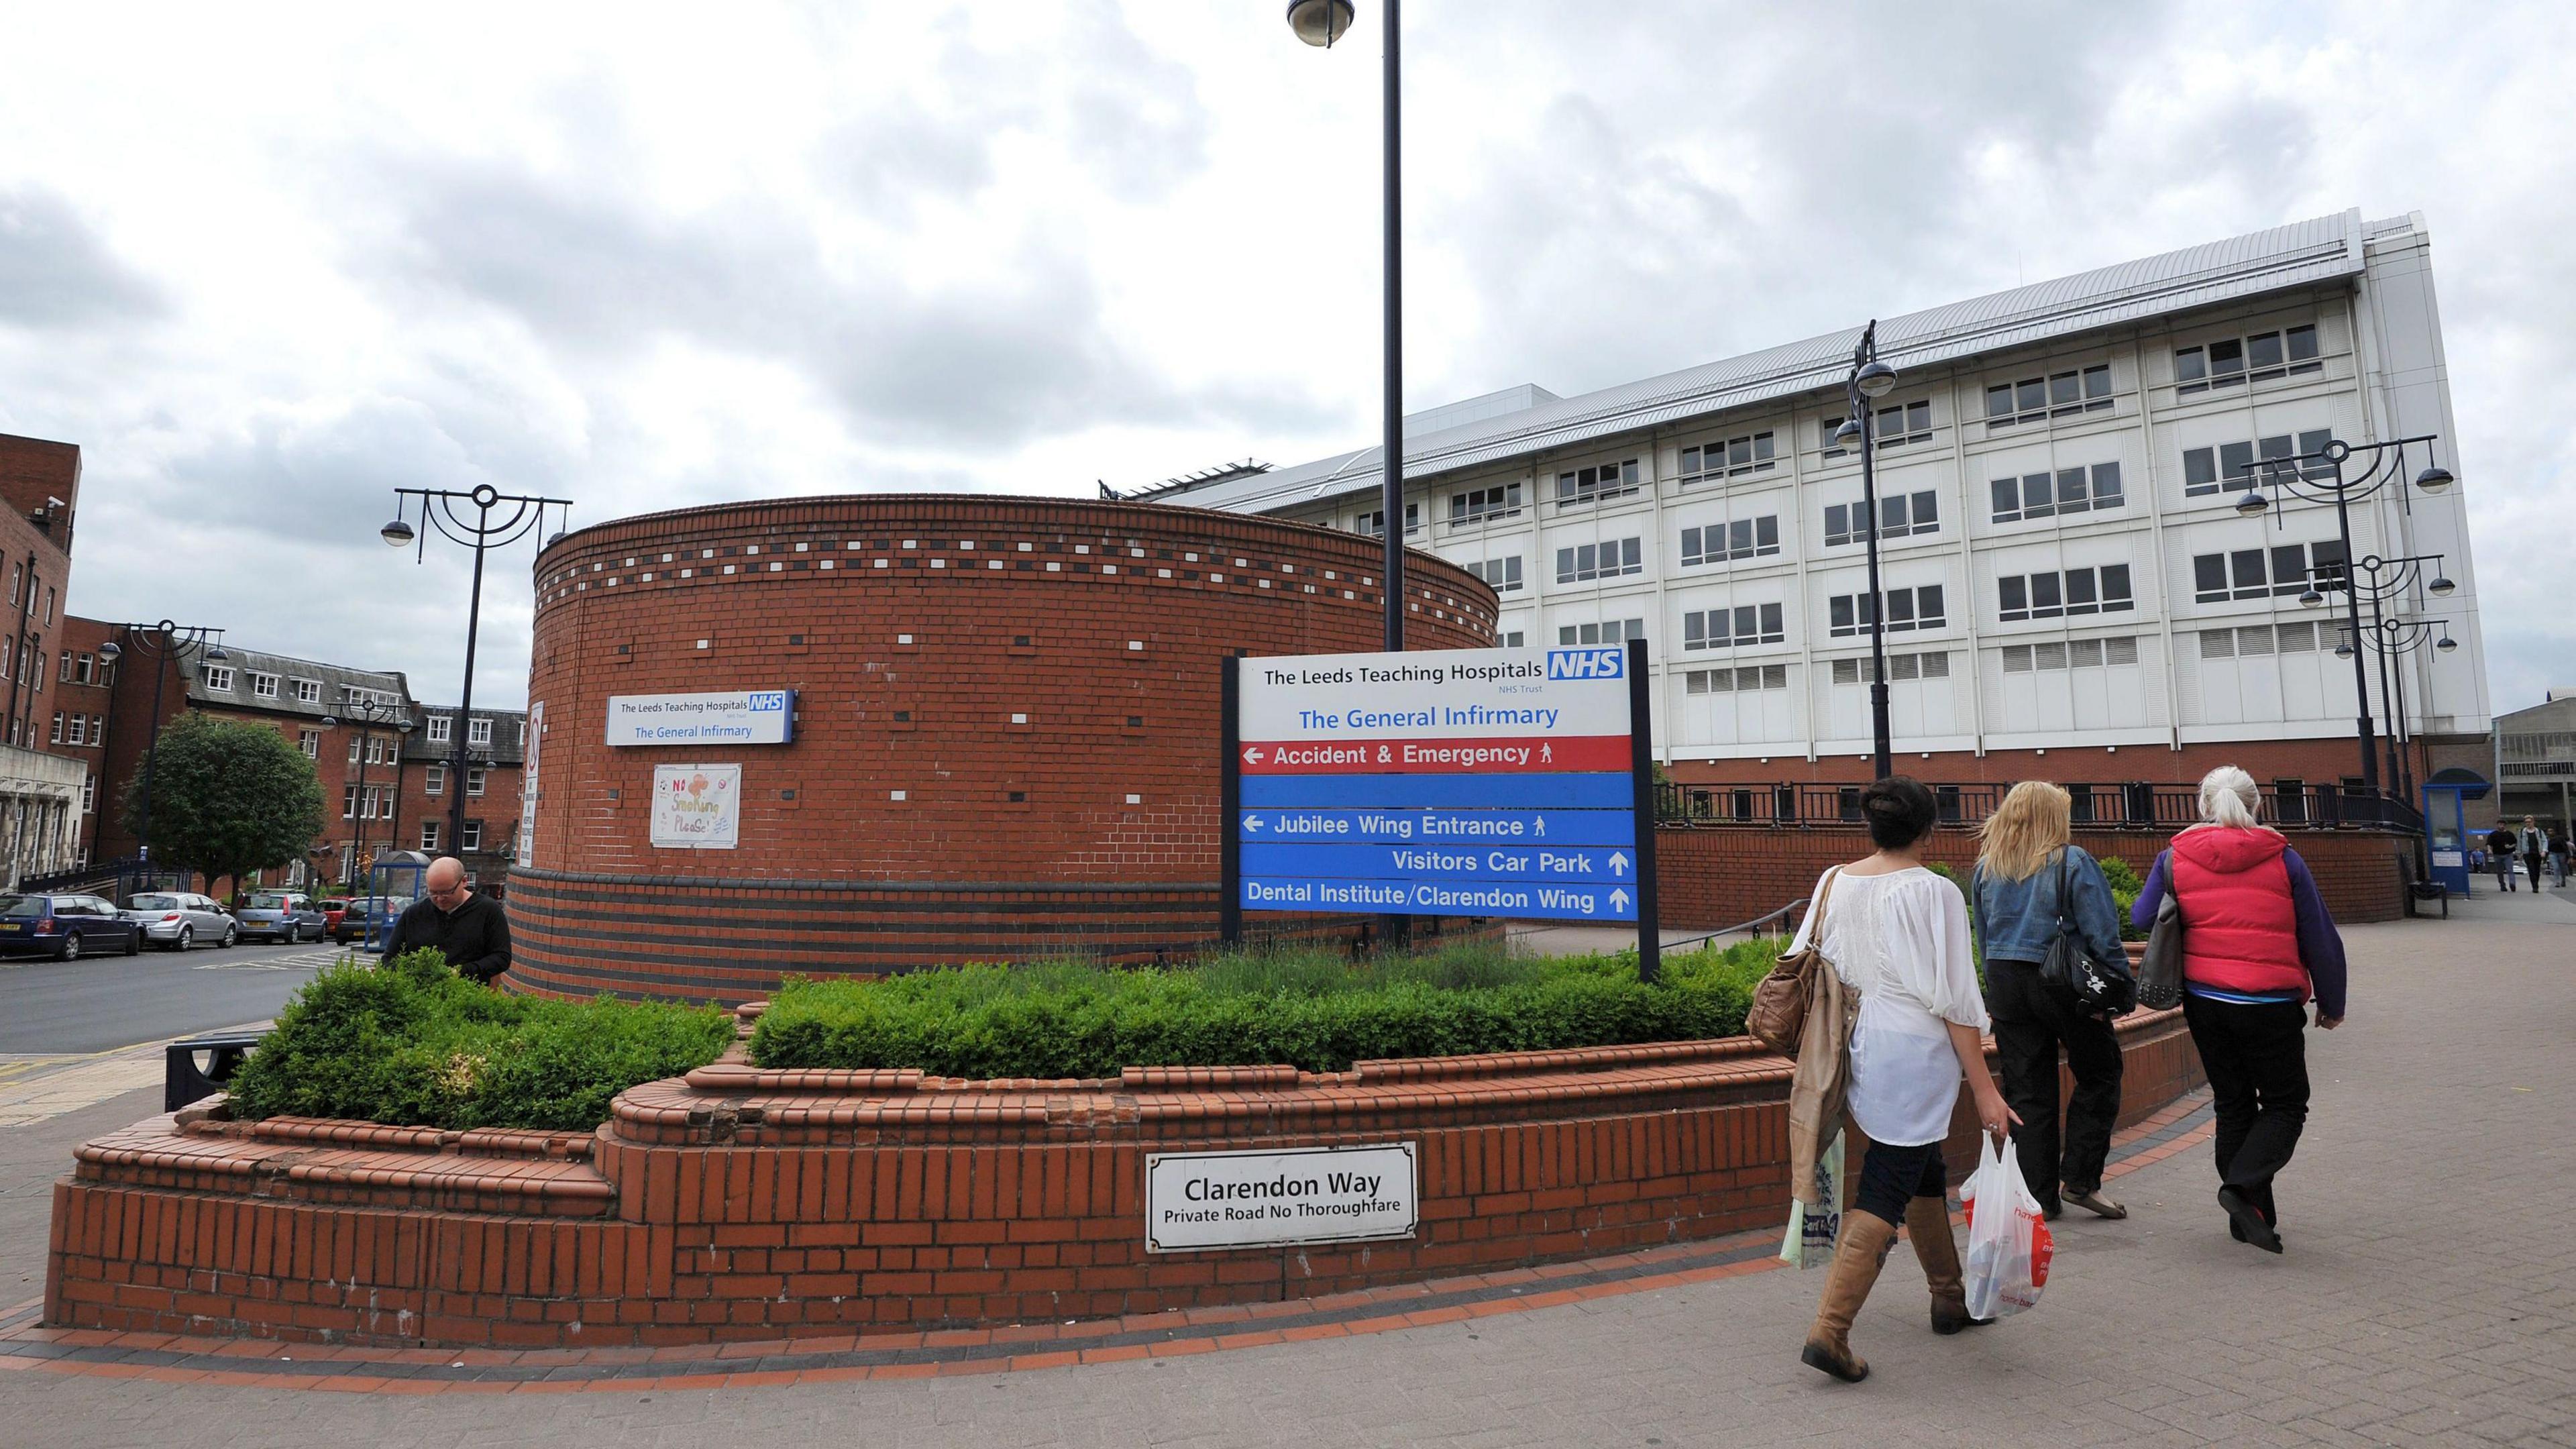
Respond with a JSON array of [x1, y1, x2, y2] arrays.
[[315, 897, 353, 941]]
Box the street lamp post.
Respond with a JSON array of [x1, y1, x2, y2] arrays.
[[93, 621, 227, 866], [318, 697, 414, 882], [2338, 614, 2456, 805], [2305, 549, 2456, 798], [1831, 321, 1901, 780], [380, 485, 570, 859], [2237, 433, 2453, 797]]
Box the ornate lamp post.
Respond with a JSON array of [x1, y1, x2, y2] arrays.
[[317, 696, 414, 881], [2236, 433, 2453, 796], [380, 486, 570, 857], [93, 621, 227, 865], [1830, 321, 1902, 780]]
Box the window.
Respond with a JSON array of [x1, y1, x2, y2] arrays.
[[1831, 651, 1950, 685], [1991, 462, 2125, 522], [1985, 365, 2112, 428], [58, 651, 71, 684], [467, 767, 488, 796], [342, 784, 359, 819], [1680, 433, 1776, 481], [1354, 502, 1421, 538], [74, 651, 93, 684], [461, 821, 484, 851], [2177, 324, 2321, 396], [1682, 603, 1785, 650], [425, 765, 446, 796], [2191, 541, 2344, 604], [1827, 586, 1944, 637], [1554, 458, 1641, 508], [301, 730, 320, 758], [203, 665, 234, 692], [1998, 566, 2133, 622], [81, 772, 95, 814], [2182, 431, 2332, 498], [1556, 619, 1646, 646], [50, 711, 64, 744], [425, 715, 451, 744], [1499, 630, 1525, 648], [1448, 483, 1522, 527], [347, 737, 362, 763], [2004, 636, 2139, 673], [1554, 537, 1644, 584], [1680, 515, 1780, 566], [1821, 400, 1933, 458], [1468, 556, 1523, 592], [292, 679, 322, 705], [368, 736, 391, 765], [1683, 664, 1789, 694], [1825, 490, 1939, 547], [468, 717, 494, 746], [250, 672, 280, 700], [420, 821, 441, 851]]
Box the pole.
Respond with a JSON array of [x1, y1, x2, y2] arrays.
[[2330, 475, 2378, 793], [352, 727, 371, 879], [449, 522, 489, 857], [2366, 588, 2400, 800], [1855, 384, 1891, 780], [136, 632, 169, 863], [1379, 0, 1403, 655], [1220, 656, 1242, 947], [1627, 637, 1660, 983]]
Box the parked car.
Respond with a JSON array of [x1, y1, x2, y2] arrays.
[[0, 893, 144, 960], [120, 892, 237, 951], [333, 895, 399, 945], [236, 890, 329, 944], [315, 897, 352, 940]]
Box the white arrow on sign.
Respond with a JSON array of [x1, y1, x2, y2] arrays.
[[1242, 745, 1265, 764], [1609, 851, 1629, 877], [1242, 814, 1265, 832], [1609, 888, 1631, 912]]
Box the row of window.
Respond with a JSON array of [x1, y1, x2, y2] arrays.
[[2176, 325, 2321, 396], [2190, 541, 2345, 604], [56, 650, 111, 686], [1998, 566, 2136, 622], [338, 765, 484, 804], [1991, 462, 2124, 522], [1830, 651, 1951, 685], [1821, 400, 1934, 458], [1683, 664, 1790, 694], [1682, 604, 1786, 651], [1558, 619, 1646, 646], [1679, 433, 1777, 482], [2198, 621, 2332, 658], [1450, 483, 1523, 527], [1987, 364, 2115, 429], [1556, 538, 1646, 584], [1681, 517, 1782, 565], [1468, 556, 1523, 592], [2183, 431, 2334, 496], [2001, 636, 2141, 672], [1554, 459, 1642, 509], [1827, 586, 1946, 637], [48, 712, 104, 747], [1825, 490, 1939, 547]]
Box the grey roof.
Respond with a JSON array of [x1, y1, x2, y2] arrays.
[[402, 706, 527, 767], [183, 647, 411, 725], [1157, 209, 2377, 515]]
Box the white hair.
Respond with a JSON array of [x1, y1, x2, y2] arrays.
[[2197, 765, 2268, 831]]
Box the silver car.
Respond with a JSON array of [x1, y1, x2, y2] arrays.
[[121, 892, 238, 951]]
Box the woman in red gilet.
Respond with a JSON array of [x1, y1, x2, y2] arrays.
[[2131, 766, 2347, 1253]]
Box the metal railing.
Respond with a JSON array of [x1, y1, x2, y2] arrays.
[[1655, 781, 2421, 833]]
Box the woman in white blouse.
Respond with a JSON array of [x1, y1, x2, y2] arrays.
[[1794, 776, 2019, 1385]]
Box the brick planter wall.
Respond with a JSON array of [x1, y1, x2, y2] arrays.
[[45, 1011, 2201, 1349], [1653, 824, 2414, 930]]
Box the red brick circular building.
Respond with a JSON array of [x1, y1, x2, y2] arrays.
[[511, 496, 1498, 1002]]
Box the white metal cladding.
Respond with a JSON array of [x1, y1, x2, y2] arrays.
[[1161, 211, 2366, 515]]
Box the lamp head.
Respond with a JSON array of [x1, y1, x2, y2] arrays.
[[2414, 464, 2454, 494], [97, 641, 121, 661], [318, 716, 339, 729], [2298, 588, 2325, 608], [2234, 490, 2270, 517], [1832, 418, 1865, 452], [2437, 633, 2458, 653], [205, 645, 229, 663], [1285, 0, 1355, 46], [1854, 360, 1898, 398], [2334, 641, 2355, 659], [380, 518, 416, 547], [2428, 574, 2457, 598]]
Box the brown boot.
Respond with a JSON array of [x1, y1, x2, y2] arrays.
[[1906, 1195, 1990, 1334], [1801, 1210, 1897, 1383]]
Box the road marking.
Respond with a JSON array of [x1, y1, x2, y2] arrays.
[[0, 1022, 276, 1126]]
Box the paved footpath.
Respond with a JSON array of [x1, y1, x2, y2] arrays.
[[0, 900, 2569, 1447]]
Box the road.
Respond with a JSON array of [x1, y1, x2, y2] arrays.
[[0, 938, 354, 1054]]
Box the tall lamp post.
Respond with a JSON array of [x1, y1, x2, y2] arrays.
[[318, 696, 414, 882], [2236, 433, 2453, 798], [93, 621, 227, 867], [2300, 551, 2455, 804], [1831, 321, 1902, 780], [2334, 613, 2456, 806], [380, 485, 570, 859]]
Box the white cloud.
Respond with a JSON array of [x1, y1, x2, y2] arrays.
[[0, 0, 2566, 710]]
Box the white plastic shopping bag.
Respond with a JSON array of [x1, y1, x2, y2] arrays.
[[1958, 1132, 2054, 1318], [1777, 1128, 1846, 1269]]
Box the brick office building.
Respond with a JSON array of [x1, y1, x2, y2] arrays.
[[510, 495, 1497, 1002], [0, 433, 93, 888]]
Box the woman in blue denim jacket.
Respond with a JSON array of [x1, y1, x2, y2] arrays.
[[1972, 782, 2130, 1222]]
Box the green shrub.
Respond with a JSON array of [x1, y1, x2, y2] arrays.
[[2098, 855, 2147, 941], [225, 950, 735, 1132], [750, 938, 1780, 1078]]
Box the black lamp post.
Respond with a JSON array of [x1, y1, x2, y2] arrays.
[[380, 485, 570, 859], [1285, 0, 1403, 651], [2334, 613, 2455, 806], [93, 621, 227, 865], [2236, 433, 2452, 796], [318, 696, 414, 881], [1830, 321, 1902, 780], [2303, 549, 2455, 799]]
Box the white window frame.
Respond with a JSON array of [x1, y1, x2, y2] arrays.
[[425, 715, 451, 744], [203, 665, 234, 692], [251, 672, 280, 700]]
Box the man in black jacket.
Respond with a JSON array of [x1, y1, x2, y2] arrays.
[[380, 857, 511, 983]]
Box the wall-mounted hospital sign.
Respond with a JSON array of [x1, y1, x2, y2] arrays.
[[606, 690, 795, 747]]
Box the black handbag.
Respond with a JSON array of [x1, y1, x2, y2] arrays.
[[2041, 849, 2137, 1016], [2137, 890, 2184, 1010]]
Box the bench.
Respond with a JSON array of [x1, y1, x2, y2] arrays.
[[2404, 879, 2451, 919], [165, 1032, 263, 1113]]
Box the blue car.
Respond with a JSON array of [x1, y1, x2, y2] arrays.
[[0, 893, 144, 960]]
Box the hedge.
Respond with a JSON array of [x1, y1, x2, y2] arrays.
[[225, 950, 735, 1132], [747, 938, 1781, 1079]]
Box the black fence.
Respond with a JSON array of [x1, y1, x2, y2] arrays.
[[11, 855, 196, 902], [1655, 781, 2422, 834]]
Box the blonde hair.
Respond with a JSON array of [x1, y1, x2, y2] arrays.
[[1976, 780, 2071, 882], [2196, 765, 2273, 833]]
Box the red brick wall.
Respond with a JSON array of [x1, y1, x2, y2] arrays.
[[513, 497, 1497, 999], [1653, 823, 2414, 928], [1668, 736, 2426, 790]]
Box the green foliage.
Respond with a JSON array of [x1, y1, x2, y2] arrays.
[[2099, 855, 2147, 941], [122, 712, 326, 892], [226, 950, 734, 1132], [749, 938, 1783, 1079]]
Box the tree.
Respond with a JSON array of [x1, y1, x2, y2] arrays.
[[122, 712, 326, 896]]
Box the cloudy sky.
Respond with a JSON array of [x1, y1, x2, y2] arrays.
[[1, 1, 2567, 712]]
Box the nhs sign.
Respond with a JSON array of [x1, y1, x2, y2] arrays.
[[1546, 647, 1626, 681]]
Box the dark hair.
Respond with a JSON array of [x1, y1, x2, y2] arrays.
[[1860, 775, 1939, 851]]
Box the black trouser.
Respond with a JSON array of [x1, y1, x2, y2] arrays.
[[1852, 1137, 1948, 1227], [2182, 993, 2310, 1222], [2527, 852, 2548, 890], [1986, 958, 2125, 1206]]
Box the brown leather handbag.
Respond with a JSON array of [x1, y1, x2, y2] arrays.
[[1749, 868, 1841, 1055]]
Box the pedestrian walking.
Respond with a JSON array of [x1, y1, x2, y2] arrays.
[[2551, 827, 2571, 888], [2485, 825, 2519, 892], [1789, 776, 2018, 1384], [2518, 816, 2550, 892], [2132, 766, 2347, 1254], [1971, 782, 2130, 1223], [379, 856, 513, 985]]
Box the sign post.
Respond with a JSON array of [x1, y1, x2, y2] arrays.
[[1221, 639, 1656, 973]]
